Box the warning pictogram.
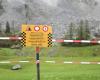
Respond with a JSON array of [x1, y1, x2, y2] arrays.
[[34, 26, 40, 31], [43, 26, 48, 32], [26, 27, 31, 31]]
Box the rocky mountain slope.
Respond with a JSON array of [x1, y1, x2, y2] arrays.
[[0, 0, 100, 38]]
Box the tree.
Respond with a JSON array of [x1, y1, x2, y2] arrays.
[[77, 20, 90, 40], [62, 20, 91, 46], [5, 21, 10, 34], [62, 22, 75, 46], [84, 20, 90, 40], [69, 22, 74, 39], [78, 20, 84, 40]]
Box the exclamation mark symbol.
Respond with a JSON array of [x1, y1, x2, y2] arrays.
[[26, 27, 31, 31]]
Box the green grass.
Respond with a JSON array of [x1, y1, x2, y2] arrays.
[[0, 62, 100, 80], [0, 45, 100, 80], [54, 45, 100, 57], [0, 45, 100, 59]]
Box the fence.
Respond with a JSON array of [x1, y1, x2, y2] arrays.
[[0, 60, 100, 64], [0, 37, 100, 44]]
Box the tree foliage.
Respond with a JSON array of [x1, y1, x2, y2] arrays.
[[69, 22, 74, 39], [5, 21, 10, 34], [62, 20, 91, 46], [77, 20, 90, 40]]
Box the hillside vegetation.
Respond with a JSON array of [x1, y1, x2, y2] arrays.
[[0, 44, 100, 61], [0, 44, 100, 80]]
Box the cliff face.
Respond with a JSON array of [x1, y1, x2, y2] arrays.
[[0, 0, 100, 38]]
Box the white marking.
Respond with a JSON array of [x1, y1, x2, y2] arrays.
[[0, 37, 10, 40], [98, 41, 100, 44], [52, 39, 56, 42], [97, 62, 100, 64], [64, 61, 73, 64], [64, 40, 73, 43], [80, 62, 90, 64], [0, 37, 22, 40], [81, 40, 91, 43], [0, 61, 11, 63], [18, 37, 22, 40], [19, 61, 29, 63], [45, 61, 55, 63]]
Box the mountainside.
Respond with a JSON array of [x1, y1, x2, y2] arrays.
[[0, 0, 100, 38]]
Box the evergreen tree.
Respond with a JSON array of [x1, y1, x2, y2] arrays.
[[69, 22, 74, 39], [84, 20, 90, 40], [5, 22, 10, 34], [78, 20, 90, 40], [78, 20, 84, 40]]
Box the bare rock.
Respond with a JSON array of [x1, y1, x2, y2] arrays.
[[11, 64, 22, 70]]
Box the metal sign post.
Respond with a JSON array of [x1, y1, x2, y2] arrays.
[[36, 47, 40, 80]]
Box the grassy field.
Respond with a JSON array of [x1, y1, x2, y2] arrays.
[[0, 61, 100, 80], [0, 44, 100, 59], [0, 45, 100, 80]]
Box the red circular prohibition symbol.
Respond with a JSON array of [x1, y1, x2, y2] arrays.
[[34, 26, 40, 31], [43, 26, 48, 32]]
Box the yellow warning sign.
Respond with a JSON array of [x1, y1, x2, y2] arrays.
[[21, 25, 52, 47]]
